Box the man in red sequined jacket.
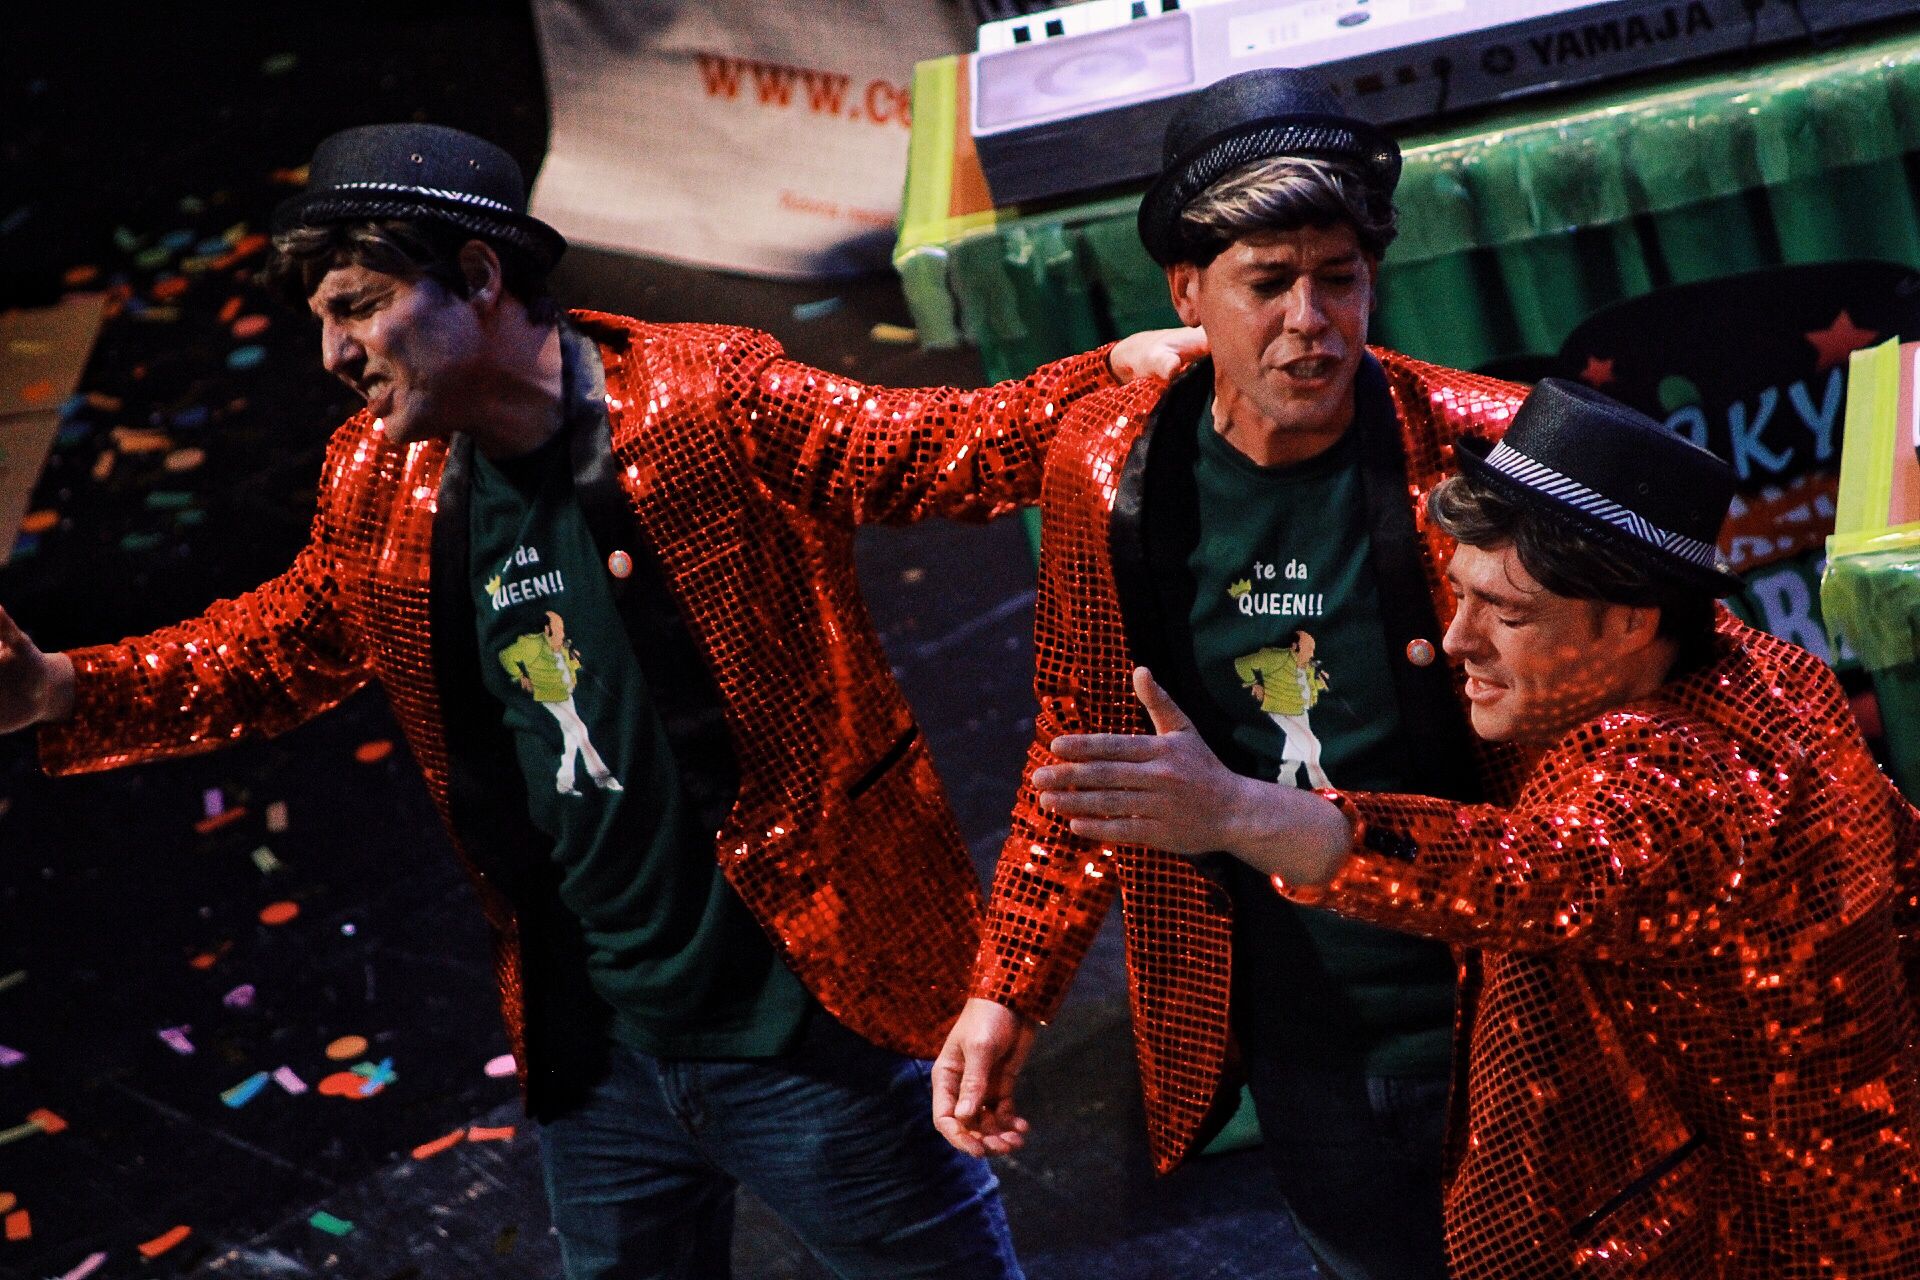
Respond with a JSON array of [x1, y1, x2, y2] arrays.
[[935, 68, 1531, 1280], [1031, 377, 1920, 1277], [0, 123, 1200, 1280]]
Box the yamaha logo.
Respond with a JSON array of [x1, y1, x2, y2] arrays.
[[1521, 2, 1716, 69]]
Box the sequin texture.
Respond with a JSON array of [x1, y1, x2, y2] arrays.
[[39, 311, 1117, 1095], [1294, 617, 1920, 1277], [974, 349, 1528, 1172]]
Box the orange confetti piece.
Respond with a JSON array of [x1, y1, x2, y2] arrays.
[[63, 264, 99, 287], [188, 950, 220, 970], [467, 1125, 516, 1143], [150, 277, 189, 302], [3, 1208, 27, 1241], [194, 807, 248, 835], [317, 1071, 380, 1100], [258, 900, 299, 926], [138, 1225, 191, 1259], [353, 739, 394, 764], [217, 295, 244, 324], [325, 1035, 368, 1061], [26, 1109, 66, 1135], [0, 1192, 14, 1214], [231, 314, 271, 340], [411, 1129, 465, 1160], [19, 379, 55, 406], [20, 511, 57, 535]]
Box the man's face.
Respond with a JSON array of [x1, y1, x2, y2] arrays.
[[1442, 542, 1648, 744], [1292, 631, 1315, 663], [1167, 223, 1373, 440], [308, 261, 487, 445], [543, 612, 565, 647]]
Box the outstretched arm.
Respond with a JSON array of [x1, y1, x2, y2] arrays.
[[1041, 679, 1758, 961], [733, 326, 1205, 525]]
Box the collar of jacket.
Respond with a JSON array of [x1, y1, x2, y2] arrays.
[[1107, 351, 1485, 805]]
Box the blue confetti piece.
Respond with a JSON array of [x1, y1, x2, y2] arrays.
[[61, 394, 87, 419], [9, 534, 38, 560], [159, 229, 195, 253], [194, 236, 229, 256], [221, 1070, 272, 1109], [226, 345, 267, 371], [56, 422, 92, 448], [792, 297, 843, 322], [169, 405, 210, 429]]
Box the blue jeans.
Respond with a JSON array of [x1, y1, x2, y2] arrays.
[[537, 1013, 1025, 1280], [1243, 1054, 1451, 1280]]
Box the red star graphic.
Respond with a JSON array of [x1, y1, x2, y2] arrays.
[[1805, 310, 1881, 372], [1578, 356, 1616, 388]]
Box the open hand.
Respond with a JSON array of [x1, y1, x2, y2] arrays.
[[1035, 667, 1352, 882]]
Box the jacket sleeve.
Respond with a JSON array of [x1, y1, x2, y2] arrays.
[[970, 422, 1142, 1022], [725, 327, 1119, 526], [1287, 711, 1765, 960], [39, 426, 373, 775]]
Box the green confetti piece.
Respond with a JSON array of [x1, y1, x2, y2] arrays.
[[250, 846, 285, 874], [134, 246, 171, 271], [261, 52, 299, 76], [309, 1211, 354, 1236]]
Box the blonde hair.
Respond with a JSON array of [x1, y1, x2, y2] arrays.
[[1174, 155, 1396, 265]]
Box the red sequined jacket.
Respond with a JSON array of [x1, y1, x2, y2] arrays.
[[1294, 621, 1920, 1278], [38, 311, 1115, 1116], [972, 349, 1530, 1171]]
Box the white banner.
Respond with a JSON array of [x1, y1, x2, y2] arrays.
[[530, 0, 971, 278]]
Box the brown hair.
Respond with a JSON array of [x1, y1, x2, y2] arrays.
[[267, 218, 557, 323], [1173, 155, 1397, 267], [1427, 470, 1718, 671]]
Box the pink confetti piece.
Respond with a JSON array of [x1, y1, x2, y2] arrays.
[[483, 1053, 516, 1078], [59, 1252, 109, 1280], [158, 1026, 195, 1055], [272, 1066, 308, 1095], [201, 788, 224, 818], [0, 1044, 23, 1068], [222, 983, 256, 1010]]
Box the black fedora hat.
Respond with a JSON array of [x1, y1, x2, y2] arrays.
[[1454, 379, 1742, 595], [272, 123, 565, 271], [1138, 68, 1401, 267]]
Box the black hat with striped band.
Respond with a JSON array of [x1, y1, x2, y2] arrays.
[[1453, 378, 1742, 595], [1138, 68, 1402, 267], [272, 123, 565, 272]]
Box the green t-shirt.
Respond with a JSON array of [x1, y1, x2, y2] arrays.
[[469, 430, 811, 1059], [1184, 400, 1454, 1076]]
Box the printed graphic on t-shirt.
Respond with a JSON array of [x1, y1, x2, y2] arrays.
[[490, 543, 625, 798], [1227, 564, 1334, 789]]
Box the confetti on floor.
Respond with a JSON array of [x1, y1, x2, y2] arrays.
[[467, 1124, 515, 1143], [158, 1026, 195, 1055], [57, 1251, 108, 1280], [309, 1211, 353, 1237], [411, 1129, 465, 1160], [326, 1035, 368, 1061], [273, 1066, 308, 1095], [137, 1225, 191, 1259], [220, 1071, 270, 1109], [259, 900, 299, 926]]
